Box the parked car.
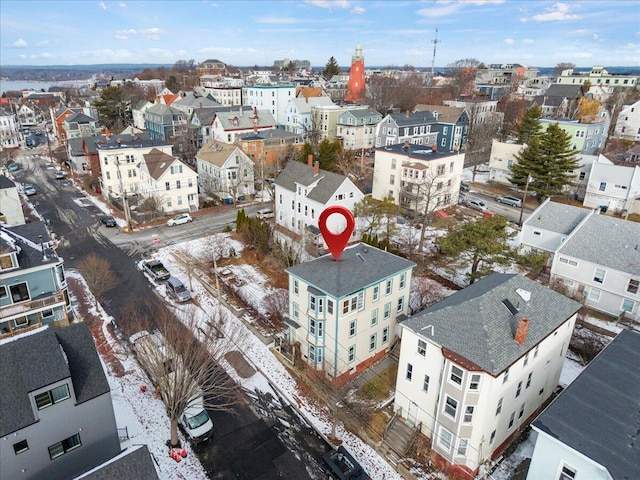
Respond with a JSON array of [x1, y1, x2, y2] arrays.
[[25, 137, 34, 147], [34, 130, 42, 136], [167, 213, 193, 226], [496, 195, 523, 208], [24, 184, 37, 196], [466, 198, 488, 212], [100, 215, 117, 227], [460, 180, 470, 192], [7, 162, 20, 172], [323, 446, 371, 480], [54, 170, 66, 180], [166, 277, 191, 303], [255, 208, 274, 220]]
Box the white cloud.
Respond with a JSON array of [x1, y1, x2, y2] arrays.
[[304, 0, 350, 8], [523, 38, 534, 44], [458, 0, 505, 4], [35, 40, 50, 47], [257, 15, 299, 24], [30, 52, 55, 59], [530, 2, 580, 22], [99, 2, 107, 10], [19, 54, 26, 59], [568, 29, 589, 36], [417, 3, 461, 18], [352, 5, 365, 14], [119, 2, 126, 7], [504, 38, 515, 45], [13, 38, 28, 48], [138, 28, 164, 40]]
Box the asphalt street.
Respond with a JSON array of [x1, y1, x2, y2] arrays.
[[9, 151, 329, 479]]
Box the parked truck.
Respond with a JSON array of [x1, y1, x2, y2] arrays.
[[141, 259, 170, 281], [129, 330, 214, 445]]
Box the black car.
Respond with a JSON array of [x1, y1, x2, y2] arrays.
[[100, 215, 117, 227]]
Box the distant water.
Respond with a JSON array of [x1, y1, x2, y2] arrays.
[[0, 79, 92, 95]]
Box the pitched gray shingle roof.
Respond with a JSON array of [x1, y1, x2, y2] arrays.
[[286, 243, 416, 298], [524, 200, 592, 235], [558, 213, 640, 275], [0, 174, 16, 189], [532, 330, 640, 480], [75, 445, 160, 480], [0, 322, 111, 436], [274, 161, 360, 204], [403, 273, 582, 376]]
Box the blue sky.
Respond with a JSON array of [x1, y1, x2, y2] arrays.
[[1, 0, 638, 68]]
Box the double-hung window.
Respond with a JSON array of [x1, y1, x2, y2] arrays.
[[444, 396, 458, 419], [450, 365, 463, 386], [417, 339, 426, 356]]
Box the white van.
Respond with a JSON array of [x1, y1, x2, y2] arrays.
[[256, 208, 274, 219], [180, 396, 214, 445]]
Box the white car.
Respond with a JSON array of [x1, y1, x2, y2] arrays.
[[167, 213, 193, 226], [24, 184, 37, 196], [255, 208, 274, 219], [466, 198, 488, 212]]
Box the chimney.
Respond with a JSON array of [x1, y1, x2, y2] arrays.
[[239, 106, 243, 117], [253, 106, 257, 117], [313, 161, 319, 176], [406, 109, 410, 117], [515, 318, 530, 346], [403, 140, 409, 151], [308, 154, 313, 167], [432, 144, 437, 153], [199, 102, 202, 108]]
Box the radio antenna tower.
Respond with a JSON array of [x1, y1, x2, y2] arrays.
[[430, 28, 441, 86]]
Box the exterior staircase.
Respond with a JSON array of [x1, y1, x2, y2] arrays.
[[381, 412, 420, 466]]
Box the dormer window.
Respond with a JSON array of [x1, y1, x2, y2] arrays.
[[34, 384, 70, 410], [0, 253, 17, 271]]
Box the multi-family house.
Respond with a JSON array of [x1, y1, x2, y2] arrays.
[[285, 243, 416, 383], [195, 139, 255, 203], [242, 83, 296, 125], [131, 99, 154, 131], [474, 64, 539, 87], [0, 107, 21, 149], [550, 212, 640, 321], [375, 110, 438, 148], [236, 128, 304, 173], [336, 106, 382, 150], [199, 76, 244, 106], [515, 76, 553, 100], [171, 91, 220, 116], [539, 110, 610, 155], [414, 104, 469, 152], [62, 112, 102, 140], [533, 84, 584, 118], [312, 103, 369, 144], [273, 158, 364, 241], [487, 140, 524, 185], [583, 161, 640, 213], [144, 103, 187, 141], [555, 65, 638, 90], [0, 175, 26, 226], [395, 273, 581, 478], [283, 96, 335, 136], [613, 99, 640, 141], [0, 221, 71, 339], [52, 106, 94, 142], [17, 103, 42, 127], [210, 106, 276, 144], [95, 134, 173, 200], [443, 99, 502, 127], [0, 322, 121, 480], [139, 148, 199, 214], [527, 329, 640, 480], [372, 142, 465, 216]]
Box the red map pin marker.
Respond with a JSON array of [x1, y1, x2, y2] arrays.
[[319, 205, 355, 261]]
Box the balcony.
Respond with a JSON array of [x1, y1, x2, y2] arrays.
[[0, 292, 69, 339]]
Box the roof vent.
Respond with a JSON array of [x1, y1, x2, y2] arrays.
[[502, 298, 519, 315], [356, 253, 366, 262], [516, 288, 531, 302]]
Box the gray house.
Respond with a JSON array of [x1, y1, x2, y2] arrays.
[[0, 322, 121, 480], [375, 110, 438, 148], [527, 330, 640, 480]]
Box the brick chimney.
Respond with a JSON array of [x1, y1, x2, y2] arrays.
[[403, 140, 409, 150], [432, 144, 437, 153], [515, 318, 530, 346], [406, 109, 410, 117], [313, 161, 319, 176], [308, 154, 313, 167]]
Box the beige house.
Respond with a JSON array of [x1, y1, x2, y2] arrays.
[[139, 149, 199, 214]]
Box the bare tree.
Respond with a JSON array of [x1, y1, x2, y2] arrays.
[[446, 58, 481, 99], [332, 148, 357, 177], [76, 253, 118, 307], [553, 62, 576, 79], [130, 304, 241, 447], [464, 106, 502, 170], [365, 74, 396, 115], [263, 289, 289, 328], [409, 277, 448, 315], [497, 93, 527, 141]]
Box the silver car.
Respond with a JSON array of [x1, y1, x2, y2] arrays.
[[466, 198, 488, 212], [166, 277, 191, 302], [496, 195, 523, 208]]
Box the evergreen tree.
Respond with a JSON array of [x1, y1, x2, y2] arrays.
[[436, 215, 514, 285], [510, 123, 580, 201], [516, 105, 542, 145], [323, 56, 341, 79]]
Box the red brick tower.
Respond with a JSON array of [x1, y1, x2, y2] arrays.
[[345, 44, 365, 103]]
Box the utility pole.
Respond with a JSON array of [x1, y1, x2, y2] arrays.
[[518, 175, 532, 227], [430, 28, 441, 87]]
